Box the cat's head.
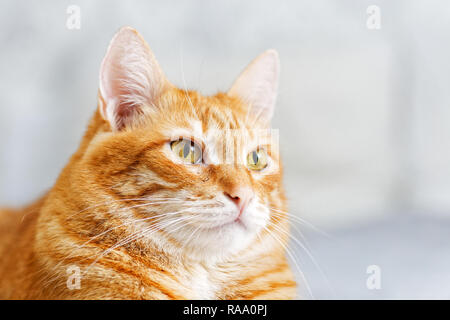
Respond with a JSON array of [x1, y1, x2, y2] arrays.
[[78, 27, 286, 261]]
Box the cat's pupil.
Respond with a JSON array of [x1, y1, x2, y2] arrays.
[[252, 151, 259, 164], [183, 142, 191, 158]]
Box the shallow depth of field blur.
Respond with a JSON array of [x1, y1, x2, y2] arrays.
[[1, 0, 449, 299]]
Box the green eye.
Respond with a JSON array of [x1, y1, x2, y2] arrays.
[[170, 139, 202, 164], [247, 148, 268, 171]]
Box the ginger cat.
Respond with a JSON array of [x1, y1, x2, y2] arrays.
[[0, 27, 296, 299]]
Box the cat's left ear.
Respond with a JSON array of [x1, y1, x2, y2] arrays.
[[98, 26, 170, 130], [228, 50, 280, 124]]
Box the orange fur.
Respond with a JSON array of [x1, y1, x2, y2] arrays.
[[0, 29, 296, 300]]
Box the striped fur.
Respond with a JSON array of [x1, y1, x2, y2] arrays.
[[0, 29, 296, 300]]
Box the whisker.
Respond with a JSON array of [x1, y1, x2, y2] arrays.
[[179, 46, 200, 119], [57, 206, 192, 279], [180, 224, 203, 252], [262, 225, 313, 299], [71, 209, 190, 253], [270, 207, 332, 238], [267, 218, 335, 298], [66, 197, 186, 219], [83, 214, 194, 274]]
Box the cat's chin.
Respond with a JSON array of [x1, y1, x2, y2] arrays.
[[179, 219, 261, 260], [203, 218, 247, 232]]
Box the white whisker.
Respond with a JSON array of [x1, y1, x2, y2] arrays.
[[263, 225, 313, 299]]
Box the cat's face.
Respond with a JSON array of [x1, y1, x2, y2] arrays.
[[83, 27, 285, 260]]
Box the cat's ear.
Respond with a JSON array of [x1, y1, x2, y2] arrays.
[[228, 50, 279, 124], [98, 26, 170, 130]]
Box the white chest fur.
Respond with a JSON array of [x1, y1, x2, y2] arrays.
[[188, 265, 218, 300]]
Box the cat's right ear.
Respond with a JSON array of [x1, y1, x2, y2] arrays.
[[98, 27, 170, 130]]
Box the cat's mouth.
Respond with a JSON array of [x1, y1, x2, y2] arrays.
[[202, 217, 246, 232]]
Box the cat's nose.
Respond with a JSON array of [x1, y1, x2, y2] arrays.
[[224, 187, 254, 217]]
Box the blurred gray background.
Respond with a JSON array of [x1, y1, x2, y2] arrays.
[[1, 0, 449, 299]]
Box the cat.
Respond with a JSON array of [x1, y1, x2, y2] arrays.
[[0, 27, 296, 299]]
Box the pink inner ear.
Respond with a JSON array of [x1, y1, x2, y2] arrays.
[[99, 29, 135, 108], [228, 50, 280, 123], [98, 27, 168, 130], [100, 43, 138, 130]]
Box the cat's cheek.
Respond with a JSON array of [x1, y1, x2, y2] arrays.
[[188, 164, 206, 176], [239, 201, 270, 233]]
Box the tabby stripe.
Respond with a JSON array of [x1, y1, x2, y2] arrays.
[[44, 251, 184, 299], [206, 108, 227, 129], [236, 262, 289, 287], [244, 280, 297, 299], [51, 226, 181, 283]]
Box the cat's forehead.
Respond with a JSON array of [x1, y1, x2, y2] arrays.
[[159, 89, 250, 129], [162, 90, 249, 131]]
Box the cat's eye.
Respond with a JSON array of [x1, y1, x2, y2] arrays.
[[247, 148, 268, 171], [170, 138, 202, 164]]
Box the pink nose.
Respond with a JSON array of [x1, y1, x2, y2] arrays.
[[224, 187, 254, 217]]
